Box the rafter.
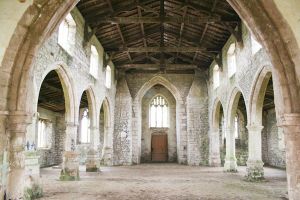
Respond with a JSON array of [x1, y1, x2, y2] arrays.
[[105, 0, 132, 62]]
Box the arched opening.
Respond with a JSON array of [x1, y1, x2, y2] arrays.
[[261, 78, 286, 168], [99, 98, 112, 165], [225, 89, 248, 171], [210, 100, 225, 167], [33, 70, 68, 169], [141, 84, 176, 163], [77, 90, 92, 164], [235, 97, 248, 166], [1, 0, 300, 199]]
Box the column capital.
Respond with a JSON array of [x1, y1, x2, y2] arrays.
[[246, 125, 264, 132]]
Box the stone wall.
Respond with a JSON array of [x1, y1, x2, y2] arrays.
[[141, 85, 177, 162], [262, 108, 286, 168], [207, 23, 285, 168], [28, 8, 117, 167]]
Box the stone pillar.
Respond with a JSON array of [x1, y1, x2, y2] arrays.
[[209, 128, 221, 167], [224, 127, 237, 172], [0, 111, 9, 197], [280, 114, 300, 200], [6, 112, 41, 199], [86, 127, 100, 172], [60, 123, 79, 181], [101, 125, 113, 166], [246, 125, 264, 181]]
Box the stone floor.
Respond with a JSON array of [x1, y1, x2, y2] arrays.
[[40, 164, 287, 200]]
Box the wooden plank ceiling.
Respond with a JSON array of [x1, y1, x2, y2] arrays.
[[77, 0, 240, 72]]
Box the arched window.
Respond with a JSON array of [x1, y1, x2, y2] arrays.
[[234, 116, 239, 139], [80, 108, 90, 143], [105, 65, 111, 88], [149, 96, 168, 128], [58, 13, 76, 54], [227, 43, 236, 78], [90, 45, 99, 78], [213, 64, 220, 89], [251, 35, 262, 55]]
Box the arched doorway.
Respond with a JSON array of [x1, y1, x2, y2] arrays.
[[141, 84, 177, 163]]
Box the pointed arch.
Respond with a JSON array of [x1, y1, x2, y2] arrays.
[[34, 62, 76, 123], [248, 66, 272, 126], [212, 98, 225, 130], [135, 76, 183, 103], [226, 87, 247, 128]]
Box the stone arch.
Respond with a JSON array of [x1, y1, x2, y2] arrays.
[[133, 76, 185, 164], [212, 98, 225, 130], [248, 66, 272, 126], [135, 76, 183, 103], [34, 62, 76, 124], [99, 97, 113, 165], [77, 87, 97, 128], [226, 87, 247, 128], [227, 0, 300, 116], [1, 0, 299, 198], [209, 97, 225, 167]]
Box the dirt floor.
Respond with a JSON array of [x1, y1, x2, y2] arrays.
[[39, 163, 287, 200]]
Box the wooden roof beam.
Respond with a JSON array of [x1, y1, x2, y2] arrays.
[[89, 16, 238, 25], [118, 64, 198, 70], [106, 47, 218, 54], [106, 0, 132, 62]]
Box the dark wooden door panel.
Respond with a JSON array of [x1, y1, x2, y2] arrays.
[[151, 134, 168, 162]]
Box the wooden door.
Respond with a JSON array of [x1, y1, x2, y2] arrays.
[[151, 134, 168, 162]]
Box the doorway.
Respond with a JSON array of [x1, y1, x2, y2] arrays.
[[151, 134, 168, 162]]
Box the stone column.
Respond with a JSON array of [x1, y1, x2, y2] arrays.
[[280, 114, 300, 200], [246, 125, 264, 181], [6, 112, 42, 199], [60, 123, 80, 181], [101, 125, 113, 166], [0, 111, 9, 198], [86, 127, 100, 172], [209, 128, 221, 167], [224, 127, 237, 171]]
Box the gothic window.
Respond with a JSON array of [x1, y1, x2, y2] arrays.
[[149, 96, 168, 128], [58, 13, 76, 55], [251, 34, 262, 55], [90, 45, 99, 78], [213, 64, 220, 89], [105, 65, 112, 88], [80, 108, 90, 143], [227, 43, 236, 78]]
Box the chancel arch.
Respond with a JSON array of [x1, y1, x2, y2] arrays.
[[141, 86, 177, 163]]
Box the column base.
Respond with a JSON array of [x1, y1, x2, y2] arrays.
[[246, 160, 264, 181], [86, 149, 100, 172], [209, 155, 221, 167], [59, 151, 80, 181], [24, 151, 43, 199], [101, 147, 113, 166], [224, 158, 238, 172]]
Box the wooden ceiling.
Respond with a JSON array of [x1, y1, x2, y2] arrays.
[[263, 77, 275, 111], [77, 0, 240, 73], [38, 71, 89, 112]]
